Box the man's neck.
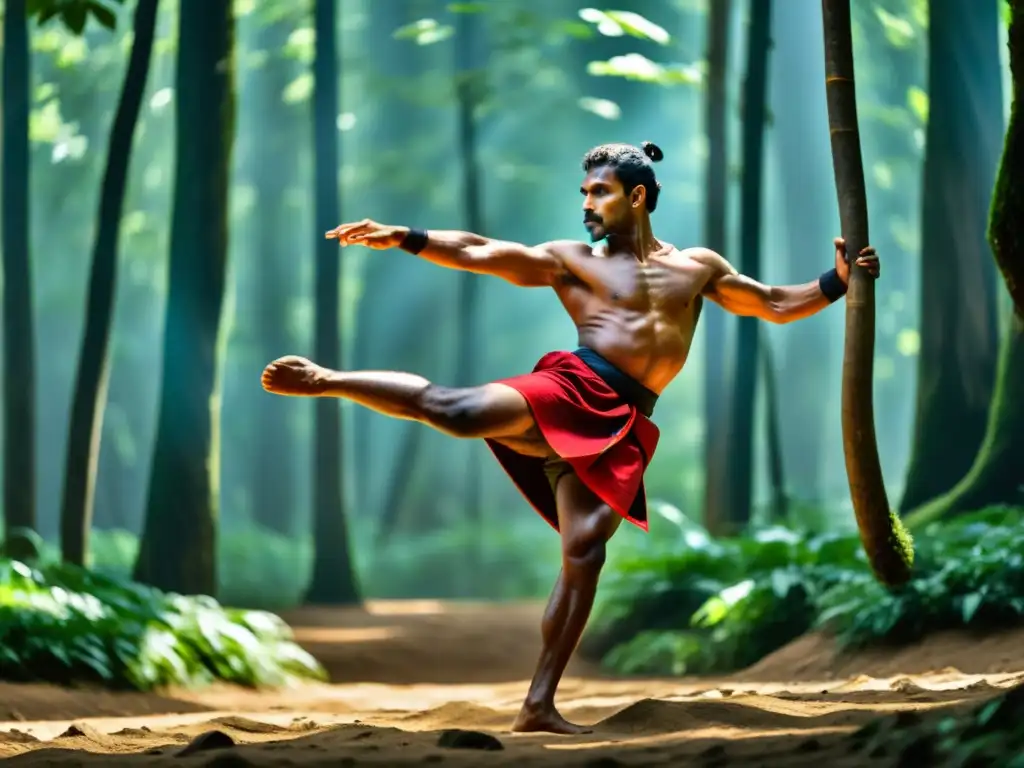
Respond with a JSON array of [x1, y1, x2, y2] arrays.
[[606, 219, 659, 262]]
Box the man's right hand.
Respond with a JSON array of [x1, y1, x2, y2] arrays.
[[326, 219, 408, 250]]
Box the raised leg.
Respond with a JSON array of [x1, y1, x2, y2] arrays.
[[512, 472, 622, 734], [261, 355, 537, 440]]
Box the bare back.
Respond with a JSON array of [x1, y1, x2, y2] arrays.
[[548, 242, 707, 394]]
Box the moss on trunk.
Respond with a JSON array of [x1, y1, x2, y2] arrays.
[[904, 0, 1024, 527]]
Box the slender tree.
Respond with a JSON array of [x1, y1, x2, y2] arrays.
[[772, 0, 836, 506], [821, 0, 913, 585], [452, 10, 486, 567], [305, 0, 361, 605], [1, 0, 36, 558], [134, 0, 236, 594], [721, 0, 773, 532], [60, 0, 161, 566], [700, 0, 733, 534]]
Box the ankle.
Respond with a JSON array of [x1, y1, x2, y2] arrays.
[[522, 694, 553, 712]]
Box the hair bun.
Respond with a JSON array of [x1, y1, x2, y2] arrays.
[[641, 141, 664, 162]]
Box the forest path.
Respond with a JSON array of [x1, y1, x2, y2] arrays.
[[3, 600, 1024, 765]]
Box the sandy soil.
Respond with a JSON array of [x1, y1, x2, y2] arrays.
[[2, 600, 1023, 766]]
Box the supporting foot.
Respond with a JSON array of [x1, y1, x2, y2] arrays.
[[511, 701, 592, 735]]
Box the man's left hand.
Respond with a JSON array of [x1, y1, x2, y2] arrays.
[[834, 237, 880, 285]]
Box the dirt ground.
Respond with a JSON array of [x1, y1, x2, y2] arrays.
[[2, 600, 1023, 766]]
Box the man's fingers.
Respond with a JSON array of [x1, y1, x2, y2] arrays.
[[336, 223, 374, 245], [859, 246, 876, 256], [855, 256, 881, 274], [326, 220, 372, 242], [834, 236, 845, 248]]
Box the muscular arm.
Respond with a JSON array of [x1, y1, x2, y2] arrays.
[[411, 230, 574, 287], [690, 248, 837, 324]]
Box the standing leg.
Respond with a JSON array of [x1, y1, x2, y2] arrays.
[[512, 472, 622, 734], [261, 355, 536, 440]]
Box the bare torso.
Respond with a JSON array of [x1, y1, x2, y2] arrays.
[[552, 241, 704, 395]]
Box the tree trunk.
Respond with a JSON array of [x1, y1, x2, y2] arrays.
[[899, 0, 1003, 512], [991, 0, 1024, 318], [821, 0, 913, 586], [453, 12, 485, 564], [304, 0, 361, 606], [700, 0, 733, 535], [1, 0, 37, 558], [772, 0, 835, 506], [133, 0, 235, 595], [59, 0, 160, 566], [248, 17, 301, 535], [904, 0, 1024, 526], [721, 0, 773, 534], [760, 339, 787, 521]]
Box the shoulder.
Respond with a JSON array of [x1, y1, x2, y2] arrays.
[[539, 239, 594, 259], [675, 246, 736, 274]]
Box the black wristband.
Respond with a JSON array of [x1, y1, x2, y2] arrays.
[[819, 268, 848, 303], [399, 228, 428, 254]]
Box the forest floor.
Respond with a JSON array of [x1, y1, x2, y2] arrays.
[[2, 600, 1024, 766]]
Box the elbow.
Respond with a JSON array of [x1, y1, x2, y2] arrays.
[[764, 288, 795, 323], [763, 301, 791, 324]]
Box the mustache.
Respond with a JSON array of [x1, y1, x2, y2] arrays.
[[584, 214, 603, 225]]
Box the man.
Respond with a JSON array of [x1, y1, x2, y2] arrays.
[[262, 141, 879, 734]]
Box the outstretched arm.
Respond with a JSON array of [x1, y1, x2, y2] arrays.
[[326, 219, 572, 287], [691, 238, 879, 324]]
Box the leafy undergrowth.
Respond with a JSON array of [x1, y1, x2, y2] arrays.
[[586, 505, 1024, 677], [844, 683, 1024, 767], [0, 555, 326, 690]]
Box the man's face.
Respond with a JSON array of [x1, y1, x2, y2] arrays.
[[581, 166, 638, 242]]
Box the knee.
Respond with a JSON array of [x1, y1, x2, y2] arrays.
[[418, 385, 489, 438], [561, 508, 617, 575]]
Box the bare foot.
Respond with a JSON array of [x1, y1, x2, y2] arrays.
[[261, 356, 327, 396], [511, 702, 592, 735]]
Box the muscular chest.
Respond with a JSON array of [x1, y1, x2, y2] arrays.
[[575, 258, 701, 313]]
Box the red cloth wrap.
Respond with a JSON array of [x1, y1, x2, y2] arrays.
[[484, 350, 660, 532]]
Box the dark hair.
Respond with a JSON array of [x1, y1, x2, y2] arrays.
[[581, 141, 664, 212]]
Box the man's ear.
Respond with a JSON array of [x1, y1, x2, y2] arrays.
[[631, 184, 647, 209]]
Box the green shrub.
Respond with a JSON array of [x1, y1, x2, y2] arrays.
[[817, 506, 1024, 649], [0, 554, 326, 690], [590, 505, 1024, 677]]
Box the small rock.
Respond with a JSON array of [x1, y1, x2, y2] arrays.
[[176, 729, 236, 757], [437, 729, 504, 751]]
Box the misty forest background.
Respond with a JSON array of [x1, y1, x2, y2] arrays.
[[0, 0, 1020, 619]]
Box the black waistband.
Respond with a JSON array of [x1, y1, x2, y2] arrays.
[[573, 347, 659, 418]]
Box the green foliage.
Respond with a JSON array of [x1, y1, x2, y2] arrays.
[[589, 507, 1024, 677], [848, 683, 1024, 766], [28, 0, 125, 34], [819, 506, 1024, 648], [0, 554, 325, 690]]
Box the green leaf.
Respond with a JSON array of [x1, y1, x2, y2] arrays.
[[393, 18, 454, 46], [578, 9, 671, 44], [578, 96, 621, 120], [64, 4, 89, 35], [873, 7, 917, 48], [906, 86, 929, 124], [961, 592, 983, 623], [587, 54, 702, 86], [88, 1, 117, 30]]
